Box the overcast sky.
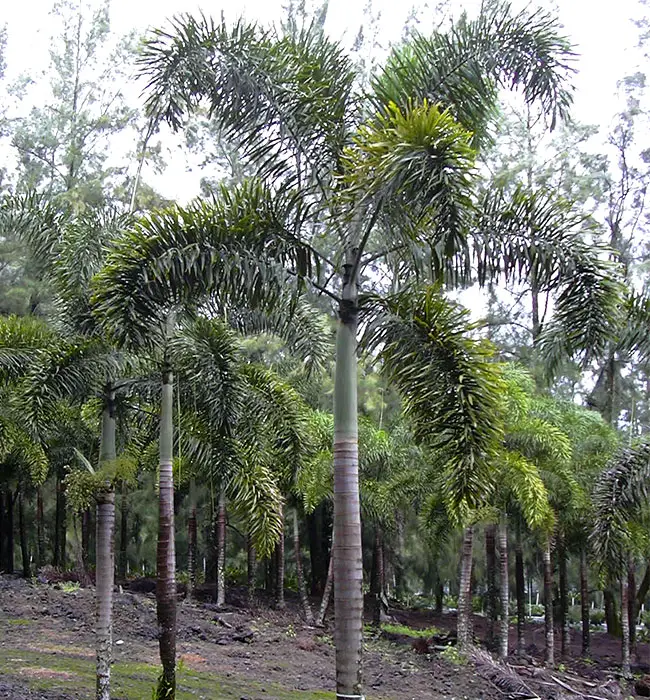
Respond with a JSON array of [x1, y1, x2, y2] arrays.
[[0, 0, 646, 201]]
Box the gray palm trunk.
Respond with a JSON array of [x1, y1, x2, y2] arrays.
[[485, 524, 497, 649], [621, 575, 631, 677], [498, 516, 509, 660], [333, 267, 363, 697], [457, 526, 474, 651], [18, 489, 30, 579], [543, 539, 554, 668], [36, 487, 45, 569], [580, 547, 590, 656], [293, 507, 314, 624], [274, 504, 285, 610], [247, 533, 256, 606], [96, 391, 116, 700], [515, 527, 526, 655], [216, 489, 226, 608], [317, 547, 334, 627], [187, 477, 197, 600], [156, 367, 176, 699], [558, 535, 569, 657]]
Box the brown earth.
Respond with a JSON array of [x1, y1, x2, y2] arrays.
[[0, 574, 639, 699]]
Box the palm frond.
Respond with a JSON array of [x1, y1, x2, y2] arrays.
[[342, 101, 475, 279], [227, 298, 332, 375], [364, 286, 503, 514], [592, 441, 650, 575], [372, 1, 575, 141], [92, 180, 315, 348], [500, 451, 552, 531], [139, 16, 355, 190], [227, 449, 284, 558]]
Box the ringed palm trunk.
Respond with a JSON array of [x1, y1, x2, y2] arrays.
[[317, 545, 334, 627], [274, 504, 285, 610], [580, 547, 590, 656], [96, 389, 116, 700], [498, 515, 509, 660], [216, 489, 226, 608], [187, 477, 197, 600], [621, 574, 631, 677], [457, 526, 474, 651], [96, 490, 115, 700], [515, 524, 526, 656], [558, 534, 569, 657], [543, 538, 554, 668], [333, 274, 363, 698], [371, 526, 384, 627], [485, 523, 497, 649], [18, 488, 30, 579], [118, 483, 129, 581], [293, 507, 313, 624], [156, 366, 176, 699], [247, 533, 256, 606], [628, 556, 637, 657], [36, 487, 45, 569]]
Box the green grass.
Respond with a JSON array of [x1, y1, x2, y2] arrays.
[[379, 622, 440, 639], [0, 648, 333, 699], [4, 618, 32, 626]]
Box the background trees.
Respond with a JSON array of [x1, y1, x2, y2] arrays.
[[0, 0, 649, 698]]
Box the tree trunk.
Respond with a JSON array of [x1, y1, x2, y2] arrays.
[[580, 547, 590, 657], [187, 481, 197, 600], [18, 488, 30, 579], [457, 526, 474, 651], [558, 535, 569, 657], [6, 487, 14, 574], [118, 483, 129, 582], [622, 575, 631, 677], [636, 561, 650, 610], [515, 526, 526, 656], [370, 526, 384, 626], [307, 507, 326, 596], [247, 533, 256, 606], [293, 507, 313, 624], [604, 588, 621, 636], [36, 487, 45, 569], [543, 539, 554, 668], [274, 504, 285, 610], [54, 476, 67, 568], [317, 542, 334, 627], [435, 581, 444, 614], [628, 556, 637, 657], [394, 514, 406, 600], [498, 516, 509, 660], [95, 490, 115, 700], [0, 487, 5, 570], [216, 489, 226, 608], [96, 388, 117, 700], [81, 508, 91, 572], [156, 367, 176, 699], [485, 523, 497, 650], [333, 279, 363, 698]]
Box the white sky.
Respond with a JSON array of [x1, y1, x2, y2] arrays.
[[0, 0, 646, 202]]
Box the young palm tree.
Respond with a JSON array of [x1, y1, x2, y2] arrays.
[[100, 6, 577, 694]]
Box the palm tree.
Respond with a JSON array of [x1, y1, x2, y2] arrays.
[[98, 6, 578, 693]]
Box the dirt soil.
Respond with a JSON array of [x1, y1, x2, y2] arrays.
[[0, 574, 638, 699]]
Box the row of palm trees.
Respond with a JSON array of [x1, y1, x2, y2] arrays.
[[2, 2, 650, 699]]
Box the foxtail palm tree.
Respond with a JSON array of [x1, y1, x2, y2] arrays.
[[103, 6, 577, 693]]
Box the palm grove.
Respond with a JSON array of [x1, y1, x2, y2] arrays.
[[1, 0, 650, 698]]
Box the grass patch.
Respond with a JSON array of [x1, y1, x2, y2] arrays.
[[380, 622, 440, 638], [4, 618, 32, 626], [0, 647, 334, 699]]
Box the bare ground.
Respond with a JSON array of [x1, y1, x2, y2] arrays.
[[0, 575, 638, 699]]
